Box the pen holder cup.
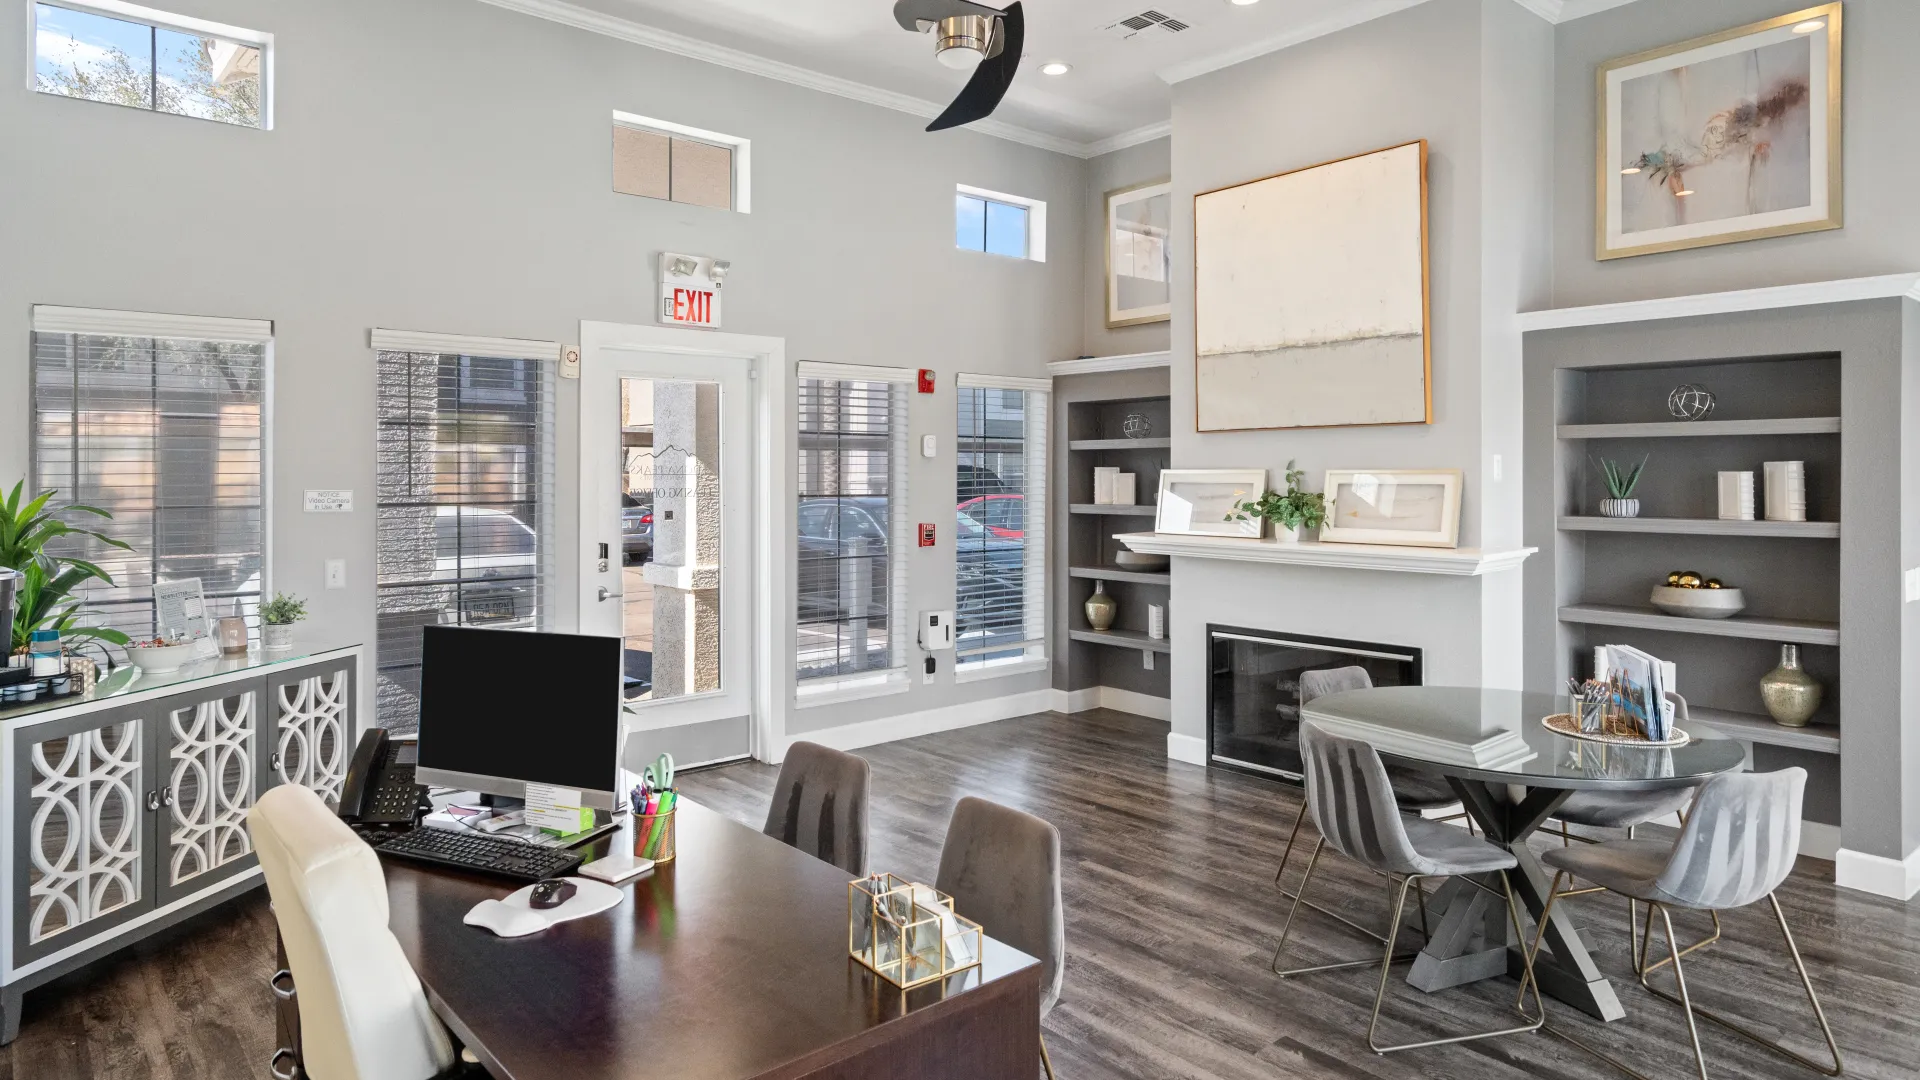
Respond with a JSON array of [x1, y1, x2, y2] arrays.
[[1578, 699, 1606, 734], [847, 873, 984, 990], [634, 806, 676, 864]]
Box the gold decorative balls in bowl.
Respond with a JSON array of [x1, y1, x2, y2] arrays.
[[1650, 570, 1746, 619]]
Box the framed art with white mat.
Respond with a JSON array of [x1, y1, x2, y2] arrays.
[[1153, 469, 1266, 538], [1320, 469, 1462, 548]]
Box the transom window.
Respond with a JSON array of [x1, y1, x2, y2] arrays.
[[32, 1, 269, 128], [612, 111, 751, 213], [955, 184, 1047, 261]]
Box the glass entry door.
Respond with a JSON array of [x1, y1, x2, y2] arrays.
[[580, 328, 752, 756]]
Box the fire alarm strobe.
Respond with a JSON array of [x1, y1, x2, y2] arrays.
[[917, 369, 935, 394], [918, 522, 936, 547]]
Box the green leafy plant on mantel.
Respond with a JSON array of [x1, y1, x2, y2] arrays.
[[1595, 455, 1649, 499], [1, 481, 134, 654], [260, 592, 308, 626], [1230, 460, 1329, 532]]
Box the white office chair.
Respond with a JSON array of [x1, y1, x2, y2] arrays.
[[250, 784, 459, 1080]]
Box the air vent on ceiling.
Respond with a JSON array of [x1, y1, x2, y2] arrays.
[[1103, 9, 1192, 39]]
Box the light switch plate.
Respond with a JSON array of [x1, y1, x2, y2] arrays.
[[921, 433, 937, 458], [1491, 454, 1504, 482], [1906, 567, 1920, 603], [325, 559, 346, 590]]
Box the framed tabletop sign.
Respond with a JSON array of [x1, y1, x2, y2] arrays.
[[1154, 469, 1266, 538], [1321, 469, 1462, 549], [1596, 2, 1842, 260]]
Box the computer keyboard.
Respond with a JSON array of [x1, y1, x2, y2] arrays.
[[374, 826, 583, 882]]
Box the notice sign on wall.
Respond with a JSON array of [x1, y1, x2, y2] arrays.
[[659, 252, 729, 329]]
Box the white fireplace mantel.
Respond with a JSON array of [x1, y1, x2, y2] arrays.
[[1114, 532, 1536, 576]]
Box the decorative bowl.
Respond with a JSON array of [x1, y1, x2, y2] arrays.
[[1113, 551, 1169, 571], [1649, 585, 1746, 620], [128, 641, 201, 673]]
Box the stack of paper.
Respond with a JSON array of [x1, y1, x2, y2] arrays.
[[1601, 643, 1674, 741]]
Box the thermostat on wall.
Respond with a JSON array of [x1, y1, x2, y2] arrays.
[[919, 611, 954, 651]]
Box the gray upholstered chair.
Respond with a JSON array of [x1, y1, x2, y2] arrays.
[[1273, 724, 1542, 1055], [937, 796, 1066, 1079], [1274, 667, 1466, 944], [762, 741, 871, 876], [1525, 767, 1840, 1080]]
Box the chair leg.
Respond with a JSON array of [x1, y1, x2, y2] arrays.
[[1271, 840, 1422, 978], [1039, 1031, 1056, 1080], [1271, 800, 1309, 888], [1275, 808, 1419, 947], [1656, 905, 1712, 1080], [1367, 871, 1542, 1054]]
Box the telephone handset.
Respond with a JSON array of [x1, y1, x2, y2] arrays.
[[339, 728, 422, 827]]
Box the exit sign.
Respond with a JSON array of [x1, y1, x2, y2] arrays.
[[660, 252, 727, 329]]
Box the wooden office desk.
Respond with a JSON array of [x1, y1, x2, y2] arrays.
[[384, 800, 1042, 1080]]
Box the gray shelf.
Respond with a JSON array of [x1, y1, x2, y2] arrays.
[[1069, 565, 1170, 586], [1558, 604, 1839, 646], [1558, 516, 1840, 538], [1069, 503, 1157, 516], [1069, 629, 1172, 654], [1689, 706, 1839, 754], [1068, 438, 1171, 450], [1556, 417, 1840, 440]]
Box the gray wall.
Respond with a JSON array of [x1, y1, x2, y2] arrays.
[[0, 0, 1084, 734], [1549, 0, 1920, 307], [1164, 0, 1554, 742], [1081, 138, 1173, 360]]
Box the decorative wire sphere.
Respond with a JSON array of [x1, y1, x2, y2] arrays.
[[1122, 413, 1153, 439], [1667, 383, 1716, 421]]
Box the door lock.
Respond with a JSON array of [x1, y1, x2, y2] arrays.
[[597, 586, 618, 602]]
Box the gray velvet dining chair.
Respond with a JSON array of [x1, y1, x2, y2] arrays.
[[1273, 667, 1468, 946], [1273, 723, 1543, 1055], [1522, 767, 1841, 1080], [762, 741, 871, 876], [937, 796, 1066, 1080]]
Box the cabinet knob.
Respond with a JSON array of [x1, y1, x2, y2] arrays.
[[161, 788, 175, 808], [146, 790, 161, 811]]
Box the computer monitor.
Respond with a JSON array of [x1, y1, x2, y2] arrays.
[[415, 625, 625, 810]]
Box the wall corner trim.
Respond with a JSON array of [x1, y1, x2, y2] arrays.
[[1833, 845, 1920, 901], [1518, 273, 1920, 332], [1167, 732, 1206, 766]]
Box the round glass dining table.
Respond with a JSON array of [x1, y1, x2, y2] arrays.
[[1300, 686, 1746, 1023]]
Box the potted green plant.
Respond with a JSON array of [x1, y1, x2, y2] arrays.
[[1, 482, 132, 659], [1230, 460, 1328, 543], [1595, 455, 1648, 518], [259, 592, 308, 652]]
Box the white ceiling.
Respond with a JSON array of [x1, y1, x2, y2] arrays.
[[482, 0, 1645, 156]]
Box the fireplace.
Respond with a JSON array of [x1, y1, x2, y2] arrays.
[[1206, 624, 1422, 781]]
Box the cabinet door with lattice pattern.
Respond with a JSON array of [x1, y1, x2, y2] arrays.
[[155, 678, 266, 908], [263, 656, 357, 811], [12, 702, 158, 967]]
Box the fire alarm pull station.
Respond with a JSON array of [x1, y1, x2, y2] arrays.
[[918, 522, 936, 547], [917, 369, 935, 394]]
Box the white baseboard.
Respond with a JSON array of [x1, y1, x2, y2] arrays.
[[1053, 685, 1172, 721], [1798, 821, 1842, 861], [1834, 844, 1920, 900], [780, 687, 1056, 758], [1167, 732, 1206, 766]]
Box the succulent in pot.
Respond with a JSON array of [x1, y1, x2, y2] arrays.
[[1594, 455, 1648, 518]]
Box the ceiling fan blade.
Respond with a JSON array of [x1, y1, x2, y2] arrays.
[[926, 1, 1022, 132]]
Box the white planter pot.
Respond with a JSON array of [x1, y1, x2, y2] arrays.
[[1599, 498, 1640, 518], [262, 623, 296, 651], [1272, 524, 1302, 543]]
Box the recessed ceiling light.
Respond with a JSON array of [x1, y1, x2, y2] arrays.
[[1620, 166, 1641, 175], [1675, 189, 1695, 197], [1041, 61, 1071, 76], [1793, 19, 1824, 33], [1231, 0, 1261, 6]]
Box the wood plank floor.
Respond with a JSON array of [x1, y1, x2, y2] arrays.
[[7, 708, 1918, 1079]]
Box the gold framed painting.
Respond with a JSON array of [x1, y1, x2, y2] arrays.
[[1596, 2, 1842, 261], [1105, 180, 1172, 327]]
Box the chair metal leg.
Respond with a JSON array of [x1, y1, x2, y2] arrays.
[[1366, 871, 1543, 1055], [1271, 801, 1309, 888], [1039, 1031, 1056, 1080], [1271, 839, 1423, 978], [1274, 807, 1429, 948]]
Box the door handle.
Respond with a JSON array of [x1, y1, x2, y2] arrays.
[[597, 586, 619, 602], [146, 790, 161, 811], [270, 753, 282, 773], [161, 787, 175, 808]]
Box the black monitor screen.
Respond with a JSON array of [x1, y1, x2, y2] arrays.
[[417, 626, 623, 797]]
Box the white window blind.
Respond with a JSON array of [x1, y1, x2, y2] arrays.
[[373, 329, 557, 734], [29, 306, 270, 644], [955, 375, 1048, 667], [796, 363, 911, 684]]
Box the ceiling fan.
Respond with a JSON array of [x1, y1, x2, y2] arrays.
[[892, 0, 1025, 131]]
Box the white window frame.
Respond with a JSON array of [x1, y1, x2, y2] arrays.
[[612, 110, 751, 214], [953, 373, 1049, 681], [794, 361, 914, 705], [30, 0, 275, 128], [955, 183, 1047, 262]]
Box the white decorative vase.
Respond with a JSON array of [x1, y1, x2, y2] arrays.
[[1598, 498, 1640, 518], [262, 623, 295, 652], [1273, 523, 1301, 543]]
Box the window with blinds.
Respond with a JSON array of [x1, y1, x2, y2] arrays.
[[796, 371, 909, 684], [374, 337, 555, 733], [30, 313, 268, 643], [956, 379, 1047, 669]]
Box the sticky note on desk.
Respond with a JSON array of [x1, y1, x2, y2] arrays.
[[524, 783, 590, 833]]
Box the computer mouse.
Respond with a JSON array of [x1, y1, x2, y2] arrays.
[[529, 878, 577, 909]]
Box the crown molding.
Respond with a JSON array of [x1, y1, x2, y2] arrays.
[[1509, 0, 1564, 19], [1158, 0, 1427, 84], [1082, 120, 1172, 159]]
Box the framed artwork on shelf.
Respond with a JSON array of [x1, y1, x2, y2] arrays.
[[1154, 469, 1266, 538], [1193, 140, 1429, 433], [1320, 469, 1463, 549], [1596, 2, 1842, 260], [1105, 180, 1172, 328]]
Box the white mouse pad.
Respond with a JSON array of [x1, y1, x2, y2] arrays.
[[463, 877, 624, 937]]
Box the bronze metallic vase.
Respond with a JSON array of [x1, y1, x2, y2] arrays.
[[1759, 644, 1822, 727]]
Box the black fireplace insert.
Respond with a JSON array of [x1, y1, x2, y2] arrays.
[[1206, 624, 1422, 781]]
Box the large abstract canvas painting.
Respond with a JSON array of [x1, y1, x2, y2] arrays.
[[1193, 140, 1429, 432], [1598, 3, 1842, 260]]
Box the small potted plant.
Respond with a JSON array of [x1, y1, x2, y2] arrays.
[[1230, 460, 1328, 543], [1595, 455, 1648, 518], [259, 592, 307, 652]]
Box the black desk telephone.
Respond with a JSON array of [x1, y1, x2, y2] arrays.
[[339, 728, 424, 828]]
